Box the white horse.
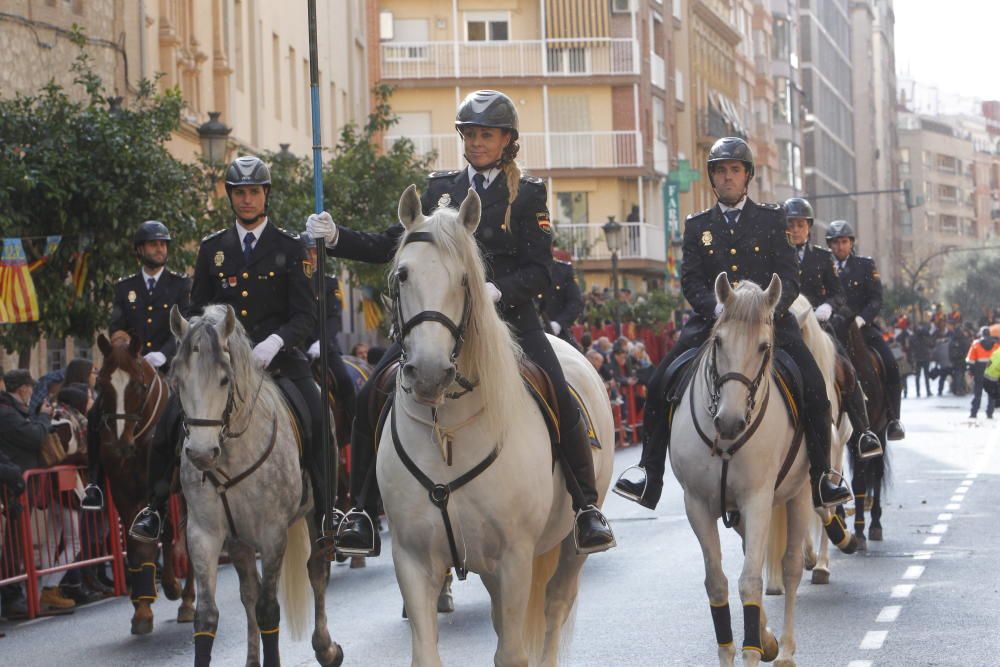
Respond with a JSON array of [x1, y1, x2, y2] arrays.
[[378, 186, 615, 667], [670, 274, 818, 667], [170, 305, 343, 667]]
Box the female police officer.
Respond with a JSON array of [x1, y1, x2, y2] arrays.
[[307, 90, 615, 557]]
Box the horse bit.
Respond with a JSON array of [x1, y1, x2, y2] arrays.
[[705, 337, 772, 429], [181, 364, 266, 447]]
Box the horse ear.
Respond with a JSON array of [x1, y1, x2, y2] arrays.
[[458, 188, 482, 233], [170, 305, 189, 340], [714, 272, 733, 307], [764, 273, 783, 310], [398, 184, 425, 230], [128, 335, 142, 358], [97, 333, 112, 358], [220, 305, 236, 340]]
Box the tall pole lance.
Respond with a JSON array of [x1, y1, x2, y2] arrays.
[[307, 0, 336, 539]]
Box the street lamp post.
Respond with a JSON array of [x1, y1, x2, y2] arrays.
[[196, 111, 232, 169], [603, 216, 623, 337]]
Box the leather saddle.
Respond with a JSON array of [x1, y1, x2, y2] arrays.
[[658, 342, 804, 437], [274, 376, 310, 457], [367, 359, 601, 452]]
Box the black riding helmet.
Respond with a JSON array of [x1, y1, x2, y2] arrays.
[[783, 197, 814, 224], [455, 90, 519, 141], [133, 220, 171, 247], [825, 220, 856, 242], [707, 137, 755, 180], [225, 155, 272, 222]]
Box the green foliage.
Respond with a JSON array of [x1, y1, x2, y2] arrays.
[[882, 284, 921, 321], [631, 290, 683, 328], [943, 249, 1000, 323], [0, 34, 212, 356]]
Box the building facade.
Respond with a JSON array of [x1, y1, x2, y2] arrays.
[[371, 0, 675, 293]]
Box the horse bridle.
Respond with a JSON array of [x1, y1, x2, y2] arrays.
[[100, 364, 165, 441], [389, 230, 478, 398], [705, 336, 772, 427], [181, 360, 266, 447]]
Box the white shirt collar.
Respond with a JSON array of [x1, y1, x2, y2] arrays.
[[718, 196, 748, 215], [141, 266, 164, 285], [235, 217, 269, 248], [467, 165, 501, 191]]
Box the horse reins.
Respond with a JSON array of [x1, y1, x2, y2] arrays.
[[101, 362, 168, 443], [389, 230, 479, 399]]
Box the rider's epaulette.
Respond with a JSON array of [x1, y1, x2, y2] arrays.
[[274, 226, 301, 241], [428, 170, 461, 179], [761, 202, 782, 210], [520, 175, 544, 186], [686, 208, 712, 221], [115, 274, 133, 284], [201, 228, 227, 243]]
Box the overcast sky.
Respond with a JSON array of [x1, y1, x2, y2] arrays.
[[894, 0, 1000, 105]]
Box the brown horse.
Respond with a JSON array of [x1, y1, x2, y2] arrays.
[[95, 332, 195, 633], [843, 322, 891, 549]]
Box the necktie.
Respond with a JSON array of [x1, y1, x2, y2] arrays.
[[473, 172, 487, 199], [147, 277, 156, 293], [724, 209, 740, 225], [243, 232, 256, 263]]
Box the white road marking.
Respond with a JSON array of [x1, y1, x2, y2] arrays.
[[950, 495, 965, 502], [953, 487, 968, 495], [930, 524, 948, 535], [937, 513, 953, 521], [860, 630, 888, 650], [946, 503, 961, 510], [891, 584, 914, 598], [912, 550, 933, 560], [966, 472, 978, 479], [847, 661, 873, 667], [876, 605, 902, 622], [959, 480, 973, 487], [924, 535, 942, 545], [903, 566, 925, 580]]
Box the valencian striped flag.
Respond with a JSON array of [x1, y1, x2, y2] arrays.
[[0, 238, 41, 323]]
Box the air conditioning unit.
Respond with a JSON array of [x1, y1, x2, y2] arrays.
[[611, 0, 634, 14]]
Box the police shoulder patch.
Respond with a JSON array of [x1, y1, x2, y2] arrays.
[[763, 202, 782, 210], [536, 211, 552, 233], [428, 170, 461, 179], [521, 175, 544, 185], [201, 228, 227, 243], [274, 226, 300, 241]]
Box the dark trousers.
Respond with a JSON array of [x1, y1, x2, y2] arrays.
[[912, 361, 931, 396], [861, 328, 901, 387], [642, 318, 832, 477], [937, 366, 952, 395], [323, 337, 357, 425], [349, 328, 592, 513], [970, 367, 995, 417]]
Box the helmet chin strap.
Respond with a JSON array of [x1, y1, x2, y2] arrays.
[[228, 186, 269, 226]]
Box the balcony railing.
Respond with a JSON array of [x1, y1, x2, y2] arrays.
[[556, 222, 666, 263], [380, 38, 638, 80], [384, 131, 643, 171]]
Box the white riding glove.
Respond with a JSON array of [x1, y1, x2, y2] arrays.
[[306, 211, 339, 248], [143, 351, 167, 368], [550, 321, 562, 336], [814, 303, 833, 322], [855, 316, 866, 329], [307, 340, 321, 359], [714, 303, 725, 318], [252, 334, 284, 368], [485, 282, 502, 303]]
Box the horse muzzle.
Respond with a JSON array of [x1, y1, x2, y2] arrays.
[[714, 414, 748, 441], [401, 361, 456, 405], [184, 444, 221, 472]]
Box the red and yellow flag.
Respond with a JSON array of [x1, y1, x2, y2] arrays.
[[0, 238, 40, 323]]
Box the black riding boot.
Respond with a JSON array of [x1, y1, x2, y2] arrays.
[[129, 396, 181, 543], [845, 383, 883, 460], [886, 383, 905, 440], [334, 421, 381, 557], [81, 412, 105, 512], [559, 411, 615, 555], [614, 390, 671, 509], [804, 414, 852, 509]]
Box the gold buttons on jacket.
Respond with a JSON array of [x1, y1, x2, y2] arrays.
[[241, 309, 248, 317], [731, 265, 738, 272], [242, 272, 249, 279], [146, 341, 152, 348], [147, 306, 153, 311], [754, 246, 760, 252], [147, 318, 153, 324], [241, 290, 249, 298], [730, 248, 736, 255]]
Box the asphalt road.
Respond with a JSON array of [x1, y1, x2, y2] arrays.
[[2, 392, 998, 666]]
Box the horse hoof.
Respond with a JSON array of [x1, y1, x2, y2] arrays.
[[437, 593, 455, 613], [811, 568, 830, 585], [761, 627, 780, 662], [349, 556, 366, 569], [869, 526, 883, 541], [803, 551, 817, 571], [177, 605, 195, 623], [402, 605, 407, 619], [854, 532, 868, 552], [774, 658, 796, 667], [131, 618, 153, 635], [765, 586, 784, 596], [319, 643, 344, 667], [840, 534, 859, 555]]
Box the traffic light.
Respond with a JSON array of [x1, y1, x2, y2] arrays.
[[903, 180, 924, 210]]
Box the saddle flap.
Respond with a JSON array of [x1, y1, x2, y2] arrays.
[[275, 376, 310, 455], [518, 358, 601, 450], [771, 349, 803, 429], [664, 346, 702, 404], [370, 361, 400, 451]]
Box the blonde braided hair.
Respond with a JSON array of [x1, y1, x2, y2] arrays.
[[500, 137, 521, 233]]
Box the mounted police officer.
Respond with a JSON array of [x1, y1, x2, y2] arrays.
[[825, 220, 905, 440], [784, 198, 882, 459], [301, 232, 357, 428], [615, 137, 852, 510], [130, 156, 335, 544], [81, 221, 191, 512], [307, 89, 616, 557], [540, 247, 583, 348]]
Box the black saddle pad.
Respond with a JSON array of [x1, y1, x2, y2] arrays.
[[275, 376, 311, 453]]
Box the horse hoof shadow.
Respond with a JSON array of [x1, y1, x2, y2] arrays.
[[811, 567, 830, 585]]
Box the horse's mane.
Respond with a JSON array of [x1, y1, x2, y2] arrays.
[[171, 305, 281, 423], [392, 207, 531, 437]]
